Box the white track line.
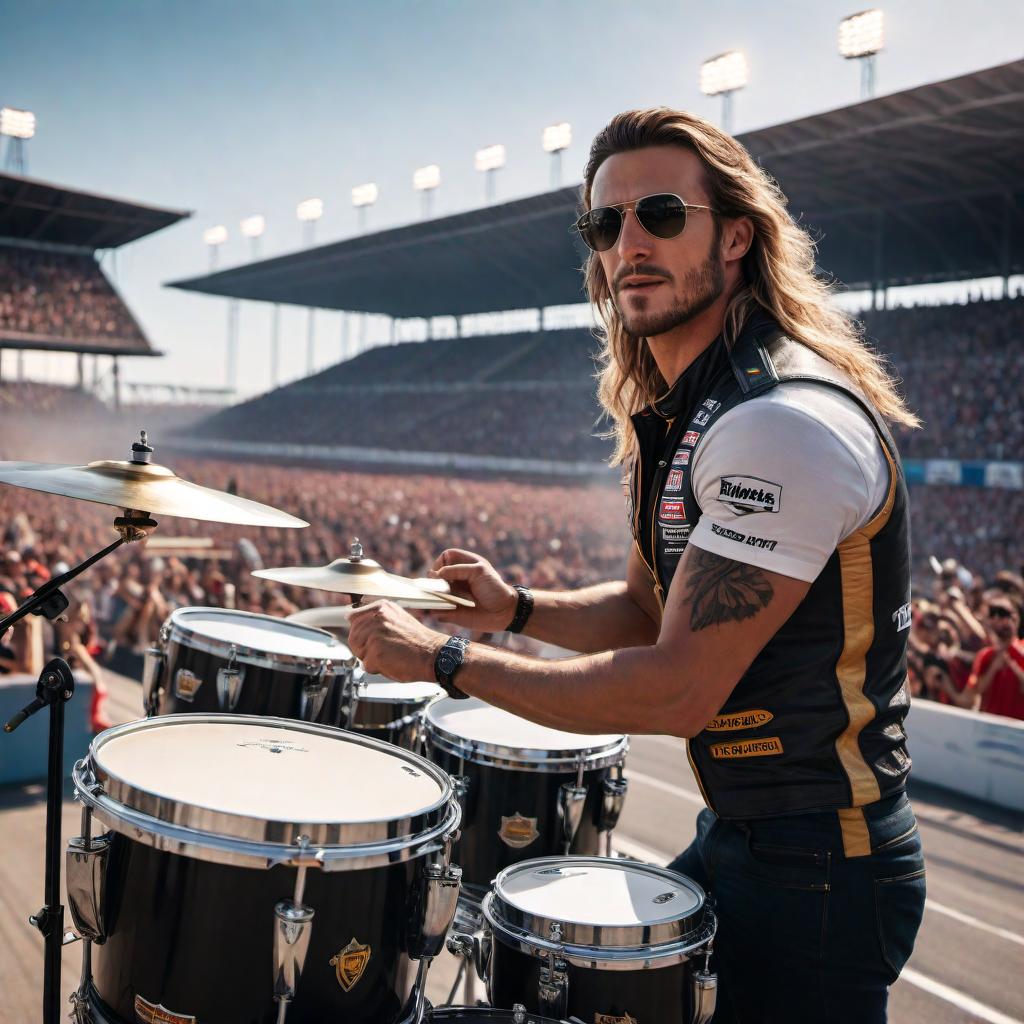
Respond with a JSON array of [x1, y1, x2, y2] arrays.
[[625, 769, 705, 806], [899, 968, 1023, 1024], [615, 829, 1024, 1021]]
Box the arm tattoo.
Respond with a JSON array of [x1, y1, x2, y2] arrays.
[[684, 548, 774, 631]]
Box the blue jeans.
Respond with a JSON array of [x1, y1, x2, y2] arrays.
[[668, 792, 926, 1023]]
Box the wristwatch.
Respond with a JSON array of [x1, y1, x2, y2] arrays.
[[434, 635, 470, 699]]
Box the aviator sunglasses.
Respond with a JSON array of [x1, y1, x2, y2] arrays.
[[575, 193, 717, 252]]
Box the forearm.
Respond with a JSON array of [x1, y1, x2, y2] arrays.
[[521, 580, 660, 653], [453, 640, 694, 737]]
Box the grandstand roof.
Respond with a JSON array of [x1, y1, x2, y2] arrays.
[[169, 60, 1024, 315], [0, 173, 190, 250]]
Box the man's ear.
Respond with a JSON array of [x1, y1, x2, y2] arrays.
[[723, 215, 754, 263]]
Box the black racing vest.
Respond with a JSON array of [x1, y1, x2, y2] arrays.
[[626, 314, 912, 819]]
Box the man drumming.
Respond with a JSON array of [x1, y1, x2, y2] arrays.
[[348, 108, 926, 1023]]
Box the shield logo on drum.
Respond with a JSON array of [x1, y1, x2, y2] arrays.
[[498, 812, 540, 849], [330, 937, 372, 992], [173, 668, 202, 702]]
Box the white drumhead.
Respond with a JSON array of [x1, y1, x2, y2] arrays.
[[173, 608, 351, 661], [498, 859, 702, 926], [427, 697, 621, 752], [95, 719, 442, 823], [360, 674, 444, 703]]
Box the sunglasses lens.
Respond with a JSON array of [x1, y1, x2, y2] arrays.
[[579, 207, 622, 252], [636, 194, 688, 239]]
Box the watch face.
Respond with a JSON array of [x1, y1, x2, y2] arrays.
[[438, 653, 457, 675]]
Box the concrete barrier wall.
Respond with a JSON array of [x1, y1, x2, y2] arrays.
[[907, 698, 1024, 812]]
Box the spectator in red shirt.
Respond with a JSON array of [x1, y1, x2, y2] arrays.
[[959, 597, 1024, 720]]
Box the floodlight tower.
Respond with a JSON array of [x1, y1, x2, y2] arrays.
[[0, 107, 35, 174], [296, 197, 323, 246], [240, 214, 265, 259], [699, 51, 749, 135], [543, 123, 572, 189], [351, 182, 378, 233], [203, 225, 228, 271], [475, 144, 506, 203], [414, 164, 441, 219], [839, 9, 885, 99]]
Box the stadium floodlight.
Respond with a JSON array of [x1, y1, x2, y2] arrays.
[[0, 107, 36, 175], [351, 182, 378, 207], [203, 225, 228, 271], [839, 9, 884, 98], [699, 51, 748, 134], [475, 144, 506, 203], [543, 122, 572, 188], [240, 214, 265, 238], [414, 164, 441, 219], [0, 107, 35, 139], [296, 197, 324, 222]]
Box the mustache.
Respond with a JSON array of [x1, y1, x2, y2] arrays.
[[613, 263, 673, 289]]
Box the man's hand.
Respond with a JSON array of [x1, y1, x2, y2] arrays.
[[428, 548, 518, 632], [347, 601, 444, 682]]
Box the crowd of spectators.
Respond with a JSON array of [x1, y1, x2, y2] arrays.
[[0, 244, 146, 344]]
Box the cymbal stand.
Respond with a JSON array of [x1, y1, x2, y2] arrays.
[[1, 508, 156, 1024]]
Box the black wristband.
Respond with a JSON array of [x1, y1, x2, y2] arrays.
[[505, 585, 535, 634]]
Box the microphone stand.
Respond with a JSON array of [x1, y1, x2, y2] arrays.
[[2, 508, 156, 1024]]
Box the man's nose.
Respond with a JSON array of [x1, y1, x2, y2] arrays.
[[616, 208, 653, 265]]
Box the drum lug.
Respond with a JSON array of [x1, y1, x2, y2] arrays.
[[299, 660, 330, 722], [273, 900, 315, 1007], [599, 774, 628, 855], [66, 833, 112, 943], [557, 783, 588, 854], [215, 644, 245, 711], [691, 967, 718, 1024], [410, 861, 462, 960], [537, 955, 568, 1017], [141, 646, 165, 717], [446, 928, 490, 983]]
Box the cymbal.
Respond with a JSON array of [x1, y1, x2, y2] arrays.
[[0, 433, 307, 529], [253, 541, 474, 607]]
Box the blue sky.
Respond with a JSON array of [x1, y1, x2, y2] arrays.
[[3, 0, 1022, 397]]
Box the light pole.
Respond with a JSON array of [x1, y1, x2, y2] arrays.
[[296, 199, 323, 374], [203, 226, 236, 391], [699, 51, 749, 135], [414, 164, 441, 219], [240, 214, 265, 260], [475, 144, 506, 203], [202, 225, 228, 271], [542, 123, 571, 189], [0, 107, 35, 174], [839, 9, 885, 99], [351, 182, 378, 233]]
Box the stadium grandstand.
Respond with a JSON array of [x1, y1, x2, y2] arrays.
[[0, 171, 188, 408]]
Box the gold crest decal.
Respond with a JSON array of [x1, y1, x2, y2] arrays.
[[173, 668, 202, 702], [331, 937, 372, 992], [595, 1013, 638, 1024], [133, 995, 196, 1024], [498, 812, 539, 849]]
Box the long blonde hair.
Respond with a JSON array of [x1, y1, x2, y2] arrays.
[[585, 108, 918, 466]]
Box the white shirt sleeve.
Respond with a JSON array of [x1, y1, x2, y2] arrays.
[[687, 383, 891, 582]]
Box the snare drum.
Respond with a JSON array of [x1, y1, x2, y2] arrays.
[[423, 698, 628, 902], [338, 672, 445, 749], [68, 715, 462, 1024], [144, 607, 356, 724], [483, 857, 717, 1023]]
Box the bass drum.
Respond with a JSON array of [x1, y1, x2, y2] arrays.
[[423, 698, 628, 904], [144, 607, 356, 724], [337, 672, 445, 750], [68, 714, 462, 1024], [484, 857, 718, 1024]]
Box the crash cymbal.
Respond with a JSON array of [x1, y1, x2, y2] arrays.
[[254, 540, 474, 607], [0, 432, 307, 529]]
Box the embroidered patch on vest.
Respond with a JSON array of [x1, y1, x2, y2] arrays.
[[658, 499, 686, 522], [718, 476, 782, 515], [710, 736, 784, 759], [705, 709, 774, 732], [672, 448, 690, 466]]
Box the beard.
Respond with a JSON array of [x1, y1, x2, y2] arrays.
[[615, 248, 726, 338]]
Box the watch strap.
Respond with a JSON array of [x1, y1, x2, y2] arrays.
[[434, 635, 470, 699], [505, 585, 535, 634]]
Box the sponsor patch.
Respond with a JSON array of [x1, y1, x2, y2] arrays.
[[892, 602, 912, 632], [498, 813, 540, 848], [331, 938, 372, 992], [710, 736, 784, 759], [173, 669, 202, 702], [693, 409, 711, 426], [703, 398, 721, 412], [134, 996, 196, 1024], [658, 499, 686, 521], [710, 521, 778, 552], [672, 448, 690, 467], [664, 468, 684, 492], [745, 366, 763, 377], [705, 709, 774, 732], [718, 475, 782, 515], [682, 430, 701, 446]]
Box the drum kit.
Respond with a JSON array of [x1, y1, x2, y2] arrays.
[[0, 434, 717, 1024]]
